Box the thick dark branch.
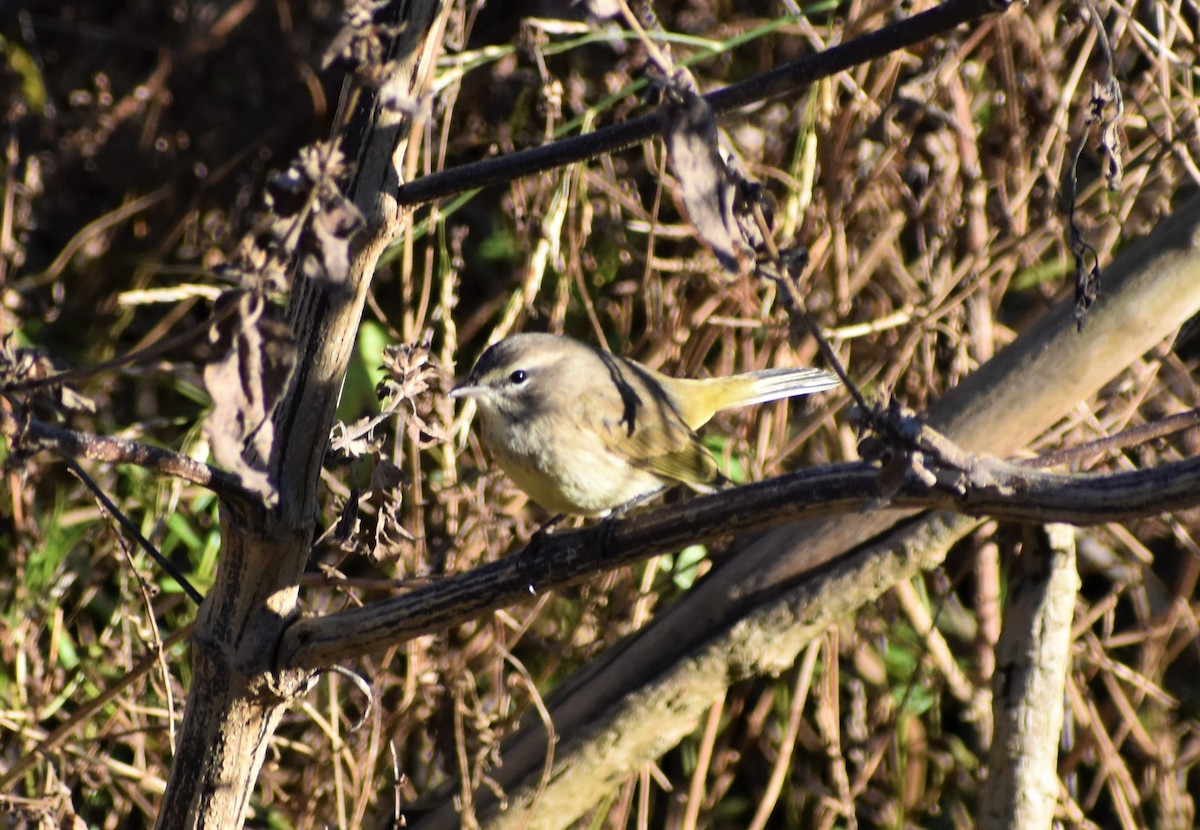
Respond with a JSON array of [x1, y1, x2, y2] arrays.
[[280, 452, 1200, 669], [393, 0, 1003, 207], [155, 2, 451, 824], [0, 407, 249, 501]]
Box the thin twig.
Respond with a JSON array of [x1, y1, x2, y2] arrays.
[[64, 457, 204, 605], [2, 291, 240, 394], [1025, 407, 1200, 469]]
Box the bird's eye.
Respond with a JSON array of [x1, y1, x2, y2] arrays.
[[509, 369, 528, 385]]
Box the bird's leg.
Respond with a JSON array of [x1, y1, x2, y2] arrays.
[[531, 512, 566, 544], [595, 486, 666, 559], [596, 513, 621, 562], [609, 485, 667, 519]]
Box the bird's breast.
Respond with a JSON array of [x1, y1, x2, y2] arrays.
[[478, 408, 665, 515]]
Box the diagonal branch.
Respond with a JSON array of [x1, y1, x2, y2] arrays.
[[64, 458, 204, 604], [154, 3, 451, 827], [279, 448, 1200, 670], [392, 0, 1006, 208]]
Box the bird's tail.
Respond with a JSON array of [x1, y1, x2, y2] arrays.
[[665, 366, 841, 429], [727, 367, 842, 409]]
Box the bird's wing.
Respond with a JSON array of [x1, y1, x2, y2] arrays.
[[633, 438, 721, 491], [583, 382, 721, 490]]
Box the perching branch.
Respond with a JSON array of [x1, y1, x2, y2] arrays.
[[280, 441, 1200, 670]]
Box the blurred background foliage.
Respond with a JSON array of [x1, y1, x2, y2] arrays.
[[2, 0, 1199, 827]]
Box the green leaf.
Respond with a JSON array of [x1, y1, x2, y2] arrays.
[[672, 544, 709, 590]]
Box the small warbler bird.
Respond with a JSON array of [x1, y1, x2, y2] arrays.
[[450, 333, 840, 516]]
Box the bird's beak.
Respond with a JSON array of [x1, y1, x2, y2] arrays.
[[448, 381, 482, 399]]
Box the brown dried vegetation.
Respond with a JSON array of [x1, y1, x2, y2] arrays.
[[2, 0, 1200, 828]]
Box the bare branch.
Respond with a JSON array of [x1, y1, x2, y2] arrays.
[[391, 0, 1005, 209], [1, 407, 249, 501], [981, 524, 1079, 830], [280, 448, 1200, 670], [154, 2, 451, 827], [64, 458, 204, 605]]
